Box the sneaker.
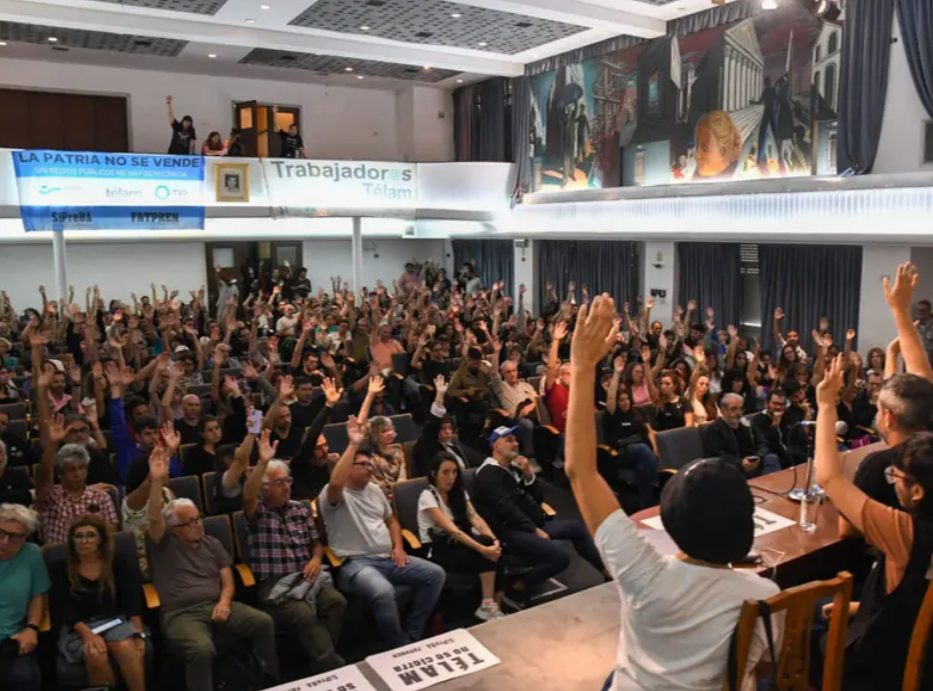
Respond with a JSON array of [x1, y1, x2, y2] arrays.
[[474, 602, 506, 621]]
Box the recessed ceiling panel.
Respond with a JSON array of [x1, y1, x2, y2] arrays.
[[288, 0, 588, 55], [0, 21, 188, 56], [86, 0, 230, 15], [239, 48, 459, 83]]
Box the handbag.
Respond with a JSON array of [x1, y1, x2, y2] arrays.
[[728, 600, 780, 691]]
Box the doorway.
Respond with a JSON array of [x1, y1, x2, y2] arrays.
[[205, 241, 304, 317], [232, 101, 301, 158]]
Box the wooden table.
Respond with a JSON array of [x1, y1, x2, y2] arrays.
[[631, 442, 884, 587], [353, 583, 621, 691]]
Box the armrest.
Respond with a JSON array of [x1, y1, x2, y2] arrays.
[[40, 607, 51, 633], [540, 425, 560, 435], [597, 444, 619, 457], [856, 426, 877, 435], [541, 502, 557, 518], [234, 563, 256, 587], [401, 529, 422, 550], [142, 583, 160, 609], [392, 373, 404, 380], [492, 408, 510, 418], [659, 468, 678, 476], [324, 547, 344, 568]]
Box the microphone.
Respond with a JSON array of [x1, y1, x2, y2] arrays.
[[797, 420, 848, 435]]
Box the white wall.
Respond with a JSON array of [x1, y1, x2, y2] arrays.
[[513, 240, 538, 316], [909, 247, 933, 304], [858, 245, 912, 353], [0, 241, 208, 312], [640, 240, 677, 327], [301, 239, 447, 293], [873, 17, 933, 175], [0, 57, 414, 161]]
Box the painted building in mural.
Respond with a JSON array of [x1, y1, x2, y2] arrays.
[[528, 3, 842, 191]]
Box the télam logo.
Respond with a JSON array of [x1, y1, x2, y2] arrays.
[[37, 185, 63, 195]]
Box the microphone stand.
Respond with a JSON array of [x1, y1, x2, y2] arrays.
[[788, 421, 825, 502]]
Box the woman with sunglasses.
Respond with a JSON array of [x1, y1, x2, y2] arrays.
[[419, 452, 505, 621], [49, 514, 147, 691]]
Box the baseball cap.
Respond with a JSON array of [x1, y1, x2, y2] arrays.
[[174, 345, 191, 354], [488, 426, 520, 444], [660, 457, 754, 565]]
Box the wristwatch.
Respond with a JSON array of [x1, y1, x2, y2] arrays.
[[25, 624, 40, 633]]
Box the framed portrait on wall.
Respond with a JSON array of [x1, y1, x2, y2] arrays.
[[214, 162, 250, 203]]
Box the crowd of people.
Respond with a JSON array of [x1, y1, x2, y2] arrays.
[[166, 97, 306, 158], [0, 253, 927, 691]]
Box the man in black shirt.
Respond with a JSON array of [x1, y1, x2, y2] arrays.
[[752, 388, 788, 467], [263, 376, 304, 459], [174, 394, 204, 446], [0, 440, 32, 506], [289, 377, 327, 430], [272, 106, 306, 159], [705, 393, 780, 476], [842, 373, 933, 538], [291, 268, 312, 299], [165, 96, 196, 155], [851, 370, 883, 433], [183, 416, 223, 477]]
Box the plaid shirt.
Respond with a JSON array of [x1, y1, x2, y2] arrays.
[[39, 485, 119, 545], [247, 499, 318, 580]]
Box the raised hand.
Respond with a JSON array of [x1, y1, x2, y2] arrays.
[[433, 374, 448, 397], [641, 346, 651, 364], [321, 377, 343, 406], [160, 422, 181, 456], [368, 375, 385, 396], [774, 307, 784, 321], [884, 263, 919, 314], [819, 316, 829, 332], [278, 374, 294, 399], [223, 375, 241, 398], [241, 361, 258, 381], [658, 333, 668, 351], [257, 429, 279, 464], [694, 345, 705, 363], [48, 413, 67, 445], [646, 298, 655, 310], [706, 306, 714, 319], [613, 355, 626, 373], [727, 324, 738, 339], [552, 322, 569, 342], [519, 283, 527, 295], [346, 415, 365, 446], [817, 354, 847, 407], [847, 329, 856, 341], [69, 364, 82, 386], [569, 295, 618, 368], [687, 299, 697, 311], [149, 442, 170, 482]]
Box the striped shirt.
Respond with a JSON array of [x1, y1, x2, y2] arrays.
[[247, 499, 318, 580]]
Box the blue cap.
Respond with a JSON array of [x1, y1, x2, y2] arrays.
[[489, 426, 520, 443]]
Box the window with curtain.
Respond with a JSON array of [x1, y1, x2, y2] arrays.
[[451, 239, 515, 296], [677, 243, 742, 329], [538, 240, 639, 313]]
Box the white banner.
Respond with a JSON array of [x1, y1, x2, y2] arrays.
[[365, 629, 500, 691], [263, 159, 417, 214], [641, 506, 795, 538], [260, 664, 377, 691]]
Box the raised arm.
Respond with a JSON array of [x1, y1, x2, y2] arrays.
[[244, 429, 278, 519], [35, 390, 66, 506], [566, 295, 622, 534], [544, 322, 568, 390], [262, 375, 293, 429], [885, 338, 901, 379], [357, 375, 384, 427], [606, 356, 625, 415], [165, 95, 175, 125], [773, 308, 785, 347], [325, 415, 365, 504], [146, 443, 171, 544], [884, 263, 933, 380]]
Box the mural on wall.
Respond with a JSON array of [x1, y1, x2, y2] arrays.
[[529, 2, 843, 191]]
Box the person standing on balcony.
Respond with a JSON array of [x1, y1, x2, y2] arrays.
[[165, 96, 196, 156]]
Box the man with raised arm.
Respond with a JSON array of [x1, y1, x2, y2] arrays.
[[564, 294, 777, 691], [319, 416, 445, 649]]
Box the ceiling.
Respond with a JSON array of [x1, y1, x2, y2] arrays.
[[0, 0, 735, 89]]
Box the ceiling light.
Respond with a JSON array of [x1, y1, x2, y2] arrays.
[[357, 75, 364, 80], [456, 79, 463, 83], [208, 53, 217, 58], [260, 4, 270, 8], [47, 36, 58, 42], [0, 41, 7, 46], [451, 12, 461, 18], [345, 66, 353, 71], [245, 18, 255, 23], [359, 25, 370, 31], [761, 0, 777, 8], [477, 41, 487, 47], [424, 65, 431, 70]]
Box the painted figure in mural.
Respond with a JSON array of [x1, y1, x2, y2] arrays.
[[752, 77, 781, 165], [575, 104, 591, 165], [560, 102, 578, 187], [694, 111, 742, 178]]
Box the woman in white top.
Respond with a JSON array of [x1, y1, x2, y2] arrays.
[[418, 452, 505, 621], [687, 347, 719, 425]]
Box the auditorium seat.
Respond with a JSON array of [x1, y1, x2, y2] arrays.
[[655, 426, 704, 472]]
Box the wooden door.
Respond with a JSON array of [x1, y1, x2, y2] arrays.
[[0, 89, 30, 149], [234, 101, 259, 158], [205, 242, 258, 318]]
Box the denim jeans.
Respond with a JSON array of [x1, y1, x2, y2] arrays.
[[618, 443, 660, 510], [500, 519, 605, 587], [336, 556, 446, 649], [0, 650, 40, 691], [514, 416, 536, 457]]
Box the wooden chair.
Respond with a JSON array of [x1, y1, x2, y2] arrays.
[[903, 574, 933, 691], [728, 571, 852, 691]]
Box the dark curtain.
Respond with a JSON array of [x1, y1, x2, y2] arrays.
[[539, 240, 639, 311], [759, 245, 862, 354], [837, 0, 895, 174], [452, 79, 510, 162], [677, 243, 741, 329], [895, 0, 933, 120], [451, 239, 514, 295], [510, 76, 533, 198]]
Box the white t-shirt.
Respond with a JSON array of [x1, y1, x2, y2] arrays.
[[320, 482, 393, 559], [276, 315, 298, 335], [417, 488, 471, 544], [595, 510, 780, 691]]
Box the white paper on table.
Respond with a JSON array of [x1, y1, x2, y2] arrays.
[[260, 664, 377, 691], [365, 628, 500, 691], [640, 506, 796, 538]]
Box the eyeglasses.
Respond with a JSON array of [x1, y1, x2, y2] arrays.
[[0, 527, 28, 542], [72, 531, 99, 542], [176, 517, 203, 528], [884, 465, 910, 485], [267, 478, 293, 488], [354, 461, 374, 470]]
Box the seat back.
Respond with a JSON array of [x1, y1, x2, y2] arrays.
[[655, 427, 705, 471], [202, 471, 219, 514], [392, 413, 417, 444], [99, 484, 121, 527], [167, 475, 203, 512], [594, 410, 607, 446], [232, 510, 252, 564], [5, 419, 27, 440], [522, 362, 543, 379], [392, 477, 429, 537], [402, 440, 417, 479], [392, 352, 411, 377], [727, 571, 852, 691], [203, 515, 235, 557], [186, 383, 213, 398], [329, 400, 351, 423], [322, 422, 349, 455], [903, 573, 933, 691], [461, 468, 476, 493], [0, 401, 27, 420]]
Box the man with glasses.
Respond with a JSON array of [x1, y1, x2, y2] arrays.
[[704, 393, 781, 477], [490, 339, 539, 460], [244, 430, 346, 672], [320, 416, 445, 649], [146, 446, 278, 690], [851, 370, 884, 436], [0, 503, 49, 691]]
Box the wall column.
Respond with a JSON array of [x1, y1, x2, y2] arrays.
[[641, 240, 677, 327], [513, 239, 539, 318], [52, 231, 68, 304]]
